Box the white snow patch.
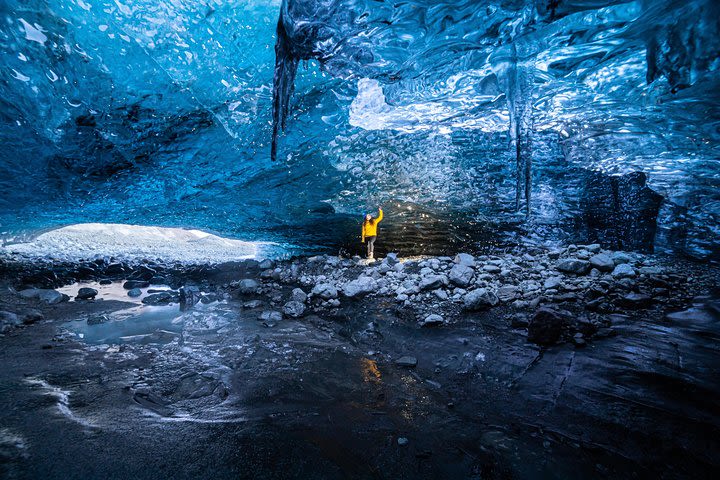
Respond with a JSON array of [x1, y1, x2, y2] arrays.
[[1, 223, 281, 264]]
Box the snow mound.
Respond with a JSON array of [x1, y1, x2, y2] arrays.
[[0, 223, 281, 264]]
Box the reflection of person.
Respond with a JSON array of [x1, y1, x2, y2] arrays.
[[361, 208, 383, 259]]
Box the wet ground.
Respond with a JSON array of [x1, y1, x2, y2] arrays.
[[1, 268, 719, 480]]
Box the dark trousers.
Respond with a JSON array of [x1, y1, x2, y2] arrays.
[[366, 236, 376, 257]]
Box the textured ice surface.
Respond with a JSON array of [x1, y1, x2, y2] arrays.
[[0, 0, 718, 257], [0, 223, 281, 263]]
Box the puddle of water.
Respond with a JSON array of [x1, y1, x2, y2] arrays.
[[64, 304, 183, 345], [57, 280, 174, 304]]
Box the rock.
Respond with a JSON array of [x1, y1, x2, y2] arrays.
[[589, 253, 614, 272], [18, 289, 69, 305], [448, 264, 474, 287], [573, 333, 586, 347], [20, 309, 43, 324], [179, 286, 201, 309], [611, 251, 633, 265], [544, 277, 562, 290], [454, 253, 475, 267], [463, 288, 499, 310], [396, 356, 417, 368], [87, 314, 109, 325], [397, 437, 409, 446], [548, 249, 564, 259], [76, 287, 98, 300], [242, 300, 264, 309], [142, 291, 176, 305], [612, 263, 636, 278], [258, 259, 275, 270], [105, 262, 127, 275], [311, 283, 338, 300], [528, 308, 570, 345], [127, 288, 142, 297], [282, 300, 306, 318], [510, 313, 529, 328], [99, 279, 113, 285], [420, 275, 447, 291], [0, 311, 21, 333], [123, 280, 149, 290], [432, 289, 448, 300], [419, 314, 445, 327], [290, 288, 307, 303], [497, 285, 519, 302], [259, 310, 282, 326], [236, 279, 260, 294], [585, 244, 602, 253], [482, 264, 501, 274], [343, 276, 377, 298], [618, 293, 652, 309], [127, 266, 156, 281], [384, 253, 400, 265], [556, 259, 590, 275]]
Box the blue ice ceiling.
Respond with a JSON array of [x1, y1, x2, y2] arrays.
[[0, 0, 718, 257]]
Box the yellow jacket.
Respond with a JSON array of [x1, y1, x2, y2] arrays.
[[362, 209, 383, 241]]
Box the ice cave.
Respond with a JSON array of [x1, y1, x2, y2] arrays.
[[0, 0, 718, 478]]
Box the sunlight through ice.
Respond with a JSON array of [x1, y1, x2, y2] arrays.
[[1, 223, 281, 263]]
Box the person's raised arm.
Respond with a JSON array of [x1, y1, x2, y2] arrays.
[[376, 208, 384, 223]]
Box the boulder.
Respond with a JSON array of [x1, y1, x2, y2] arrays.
[[20, 309, 43, 324], [236, 278, 260, 294], [343, 276, 377, 298], [0, 311, 21, 333], [242, 299, 264, 309], [496, 285, 519, 302], [589, 253, 614, 272], [556, 259, 590, 275], [127, 288, 142, 297], [18, 289, 69, 305], [454, 253, 475, 267], [123, 280, 149, 290], [482, 264, 501, 274], [528, 308, 570, 345], [448, 264, 474, 287], [384, 253, 400, 265], [419, 314, 445, 327], [420, 275, 447, 291], [612, 263, 636, 278], [127, 266, 156, 281], [142, 291, 176, 305], [258, 259, 275, 270], [282, 300, 306, 318], [396, 356, 417, 368], [312, 283, 339, 300], [463, 288, 499, 310], [179, 286, 201, 309], [611, 251, 633, 265], [76, 287, 98, 300], [259, 310, 282, 325], [290, 288, 307, 303], [544, 277, 562, 290]]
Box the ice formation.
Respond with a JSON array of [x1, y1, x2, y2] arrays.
[[0, 0, 718, 257]]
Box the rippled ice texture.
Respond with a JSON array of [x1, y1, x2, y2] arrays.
[[0, 0, 718, 257]]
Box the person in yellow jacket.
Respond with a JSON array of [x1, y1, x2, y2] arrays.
[[361, 207, 383, 259]]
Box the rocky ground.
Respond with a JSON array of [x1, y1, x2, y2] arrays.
[[1, 245, 719, 479]]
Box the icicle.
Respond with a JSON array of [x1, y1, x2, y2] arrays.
[[270, 16, 299, 162], [492, 36, 535, 215]]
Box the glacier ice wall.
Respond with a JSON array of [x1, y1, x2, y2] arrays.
[[1, 0, 719, 257]]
